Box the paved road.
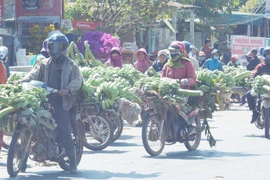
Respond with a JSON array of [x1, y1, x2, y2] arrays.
[[0, 104, 270, 180]]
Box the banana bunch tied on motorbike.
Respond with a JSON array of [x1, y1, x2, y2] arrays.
[[196, 69, 217, 93], [252, 75, 270, 95]]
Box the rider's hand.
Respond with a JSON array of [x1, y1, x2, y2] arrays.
[[180, 78, 189, 86], [13, 80, 23, 85], [59, 89, 70, 97]]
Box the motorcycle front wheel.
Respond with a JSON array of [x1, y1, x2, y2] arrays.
[[142, 115, 166, 156], [184, 115, 202, 151], [83, 114, 113, 151], [7, 125, 32, 177]]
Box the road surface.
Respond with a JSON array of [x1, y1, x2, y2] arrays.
[[0, 104, 269, 180]]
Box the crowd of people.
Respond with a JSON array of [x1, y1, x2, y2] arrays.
[[1, 20, 270, 175]]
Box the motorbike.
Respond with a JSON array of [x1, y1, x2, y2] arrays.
[[6, 81, 84, 177], [137, 89, 202, 156], [253, 93, 270, 139], [71, 101, 114, 151]]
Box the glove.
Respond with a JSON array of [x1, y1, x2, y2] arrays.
[[59, 89, 70, 97], [180, 78, 189, 86]]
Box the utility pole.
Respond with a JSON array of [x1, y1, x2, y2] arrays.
[[190, 9, 195, 45]]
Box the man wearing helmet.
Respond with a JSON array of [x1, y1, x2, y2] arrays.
[[202, 49, 223, 71], [21, 34, 82, 174], [247, 47, 270, 123]]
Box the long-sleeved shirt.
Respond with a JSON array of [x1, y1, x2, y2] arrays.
[[252, 63, 270, 77], [247, 56, 261, 71], [203, 58, 223, 71], [161, 59, 196, 87]]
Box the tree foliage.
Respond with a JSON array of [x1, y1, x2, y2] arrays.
[[65, 0, 174, 34], [238, 0, 261, 13]]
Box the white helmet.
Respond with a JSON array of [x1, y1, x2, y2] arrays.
[[0, 46, 8, 60]]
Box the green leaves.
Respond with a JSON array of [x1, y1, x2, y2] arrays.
[[64, 0, 173, 34]]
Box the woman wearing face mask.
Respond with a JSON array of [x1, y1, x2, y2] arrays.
[[134, 48, 152, 73], [161, 41, 196, 88], [202, 49, 223, 71], [227, 55, 240, 68], [197, 51, 206, 67], [105, 47, 122, 68]]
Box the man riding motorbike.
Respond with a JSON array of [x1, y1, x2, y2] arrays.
[[21, 34, 82, 174], [247, 46, 270, 124]]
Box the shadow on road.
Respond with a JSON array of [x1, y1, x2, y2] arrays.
[[245, 134, 265, 138], [144, 150, 259, 160], [110, 142, 142, 147], [83, 150, 129, 154], [1, 169, 160, 180], [201, 138, 223, 142], [118, 135, 135, 141]]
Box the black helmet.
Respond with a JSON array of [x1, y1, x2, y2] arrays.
[[263, 46, 270, 57], [47, 34, 69, 59]]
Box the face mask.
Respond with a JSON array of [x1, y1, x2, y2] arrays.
[[213, 56, 219, 60], [112, 56, 121, 61], [170, 53, 181, 62], [198, 56, 205, 61]]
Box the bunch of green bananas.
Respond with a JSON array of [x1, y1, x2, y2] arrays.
[[94, 82, 120, 110], [7, 73, 26, 84], [252, 75, 270, 95], [0, 84, 23, 98], [8, 87, 47, 110], [196, 69, 217, 86]]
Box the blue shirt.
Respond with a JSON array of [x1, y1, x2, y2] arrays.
[[152, 60, 167, 72], [203, 58, 223, 71]]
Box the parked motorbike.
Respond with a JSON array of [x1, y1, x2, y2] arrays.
[[72, 102, 114, 151], [6, 81, 84, 177], [139, 92, 202, 156]]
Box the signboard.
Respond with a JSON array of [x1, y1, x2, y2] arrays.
[[0, 0, 3, 27], [16, 0, 62, 22], [71, 20, 101, 30], [266, 0, 270, 16], [231, 36, 266, 66], [62, 19, 73, 29]]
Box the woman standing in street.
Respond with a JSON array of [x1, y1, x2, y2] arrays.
[[134, 48, 152, 73]]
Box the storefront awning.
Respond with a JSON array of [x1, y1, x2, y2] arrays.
[[162, 19, 178, 33]]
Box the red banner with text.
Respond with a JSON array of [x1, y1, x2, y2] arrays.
[[71, 20, 101, 30], [16, 0, 62, 22]]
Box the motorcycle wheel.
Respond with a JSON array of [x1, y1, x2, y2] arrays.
[[58, 121, 84, 171], [111, 115, 124, 143], [142, 115, 166, 156], [184, 115, 202, 151], [83, 114, 113, 151], [7, 125, 31, 177], [264, 107, 270, 139]]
